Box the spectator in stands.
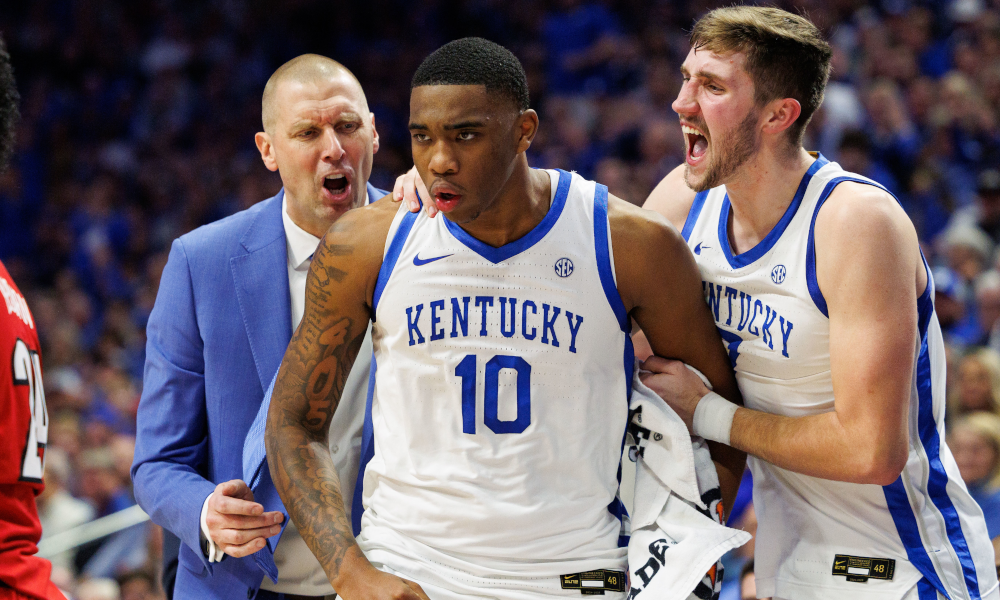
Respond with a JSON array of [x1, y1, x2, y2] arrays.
[[37, 448, 95, 575], [76, 448, 146, 579], [976, 271, 1000, 352], [933, 266, 981, 347], [116, 570, 162, 600], [542, 0, 623, 95], [835, 128, 901, 196], [75, 578, 120, 600], [946, 169, 1000, 244], [953, 348, 1000, 421], [950, 413, 1000, 551], [941, 225, 994, 284], [863, 79, 921, 189]]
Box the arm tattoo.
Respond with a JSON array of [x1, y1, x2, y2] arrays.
[[266, 237, 369, 583]]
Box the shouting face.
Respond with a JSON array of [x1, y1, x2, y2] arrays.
[[672, 48, 761, 192], [257, 69, 379, 237]]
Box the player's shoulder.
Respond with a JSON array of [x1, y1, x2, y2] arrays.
[[328, 192, 400, 236], [319, 193, 404, 263], [642, 164, 698, 231], [607, 192, 689, 262], [816, 179, 915, 243]]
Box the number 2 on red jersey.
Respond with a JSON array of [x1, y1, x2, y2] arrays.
[[12, 338, 47, 482]]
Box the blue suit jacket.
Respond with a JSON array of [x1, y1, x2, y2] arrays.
[[131, 184, 385, 600]]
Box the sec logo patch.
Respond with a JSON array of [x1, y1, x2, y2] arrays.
[[771, 264, 786, 284], [554, 258, 574, 278]]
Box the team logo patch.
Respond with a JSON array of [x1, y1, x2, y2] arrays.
[[555, 257, 574, 278], [771, 264, 786, 284]]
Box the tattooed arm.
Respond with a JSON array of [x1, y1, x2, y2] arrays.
[[265, 200, 428, 600]]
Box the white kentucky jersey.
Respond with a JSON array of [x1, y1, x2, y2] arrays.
[[354, 169, 632, 594], [681, 154, 998, 600]]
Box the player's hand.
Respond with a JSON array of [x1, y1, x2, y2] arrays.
[[638, 356, 711, 431], [392, 166, 437, 218], [205, 479, 284, 558], [336, 563, 431, 600]]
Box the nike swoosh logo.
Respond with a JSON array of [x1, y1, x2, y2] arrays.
[[694, 242, 709, 254], [413, 253, 453, 266]]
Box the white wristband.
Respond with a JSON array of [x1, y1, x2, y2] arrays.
[[692, 391, 739, 446]]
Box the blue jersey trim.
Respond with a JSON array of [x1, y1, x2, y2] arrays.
[[804, 176, 893, 317], [351, 353, 378, 536], [593, 183, 628, 333], [718, 154, 828, 269], [594, 182, 634, 536], [680, 191, 709, 242], [883, 479, 949, 596], [443, 169, 571, 264], [917, 578, 940, 600], [372, 202, 421, 313], [914, 283, 981, 599], [883, 261, 981, 600], [593, 184, 634, 392]]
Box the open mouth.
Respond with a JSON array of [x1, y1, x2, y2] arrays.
[[324, 174, 349, 194], [433, 190, 463, 212], [682, 124, 708, 165]]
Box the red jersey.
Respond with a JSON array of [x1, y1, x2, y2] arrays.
[[0, 261, 64, 600]]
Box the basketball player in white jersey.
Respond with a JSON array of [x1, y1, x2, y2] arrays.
[[636, 7, 999, 600], [264, 38, 745, 600]]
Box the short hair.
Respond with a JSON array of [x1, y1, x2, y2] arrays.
[[0, 34, 19, 172], [411, 37, 529, 112], [691, 6, 831, 147], [261, 55, 366, 133]]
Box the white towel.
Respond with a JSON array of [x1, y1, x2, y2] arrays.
[[624, 364, 751, 600]]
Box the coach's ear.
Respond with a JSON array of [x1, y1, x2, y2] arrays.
[[515, 109, 539, 154], [255, 132, 278, 172]]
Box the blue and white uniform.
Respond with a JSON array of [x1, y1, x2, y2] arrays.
[[354, 170, 632, 599], [680, 154, 998, 600]]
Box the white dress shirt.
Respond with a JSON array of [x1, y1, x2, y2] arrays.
[[201, 191, 372, 595]]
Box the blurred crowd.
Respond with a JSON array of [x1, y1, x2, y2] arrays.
[[1, 0, 999, 598]]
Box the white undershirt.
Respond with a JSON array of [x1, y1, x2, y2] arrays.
[[201, 189, 370, 595]]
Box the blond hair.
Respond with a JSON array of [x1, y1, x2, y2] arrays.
[[952, 412, 1000, 489], [690, 6, 832, 146]]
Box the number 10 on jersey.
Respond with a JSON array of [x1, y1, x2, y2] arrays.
[[455, 354, 531, 434]]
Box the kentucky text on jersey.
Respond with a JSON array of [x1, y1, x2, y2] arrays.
[[702, 280, 793, 358], [403, 295, 586, 353], [0, 276, 33, 329]]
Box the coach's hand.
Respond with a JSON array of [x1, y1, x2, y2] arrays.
[[639, 356, 710, 431], [205, 479, 284, 558], [392, 166, 436, 218]]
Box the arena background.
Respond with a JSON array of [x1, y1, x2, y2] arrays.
[[3, 0, 1000, 599]]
